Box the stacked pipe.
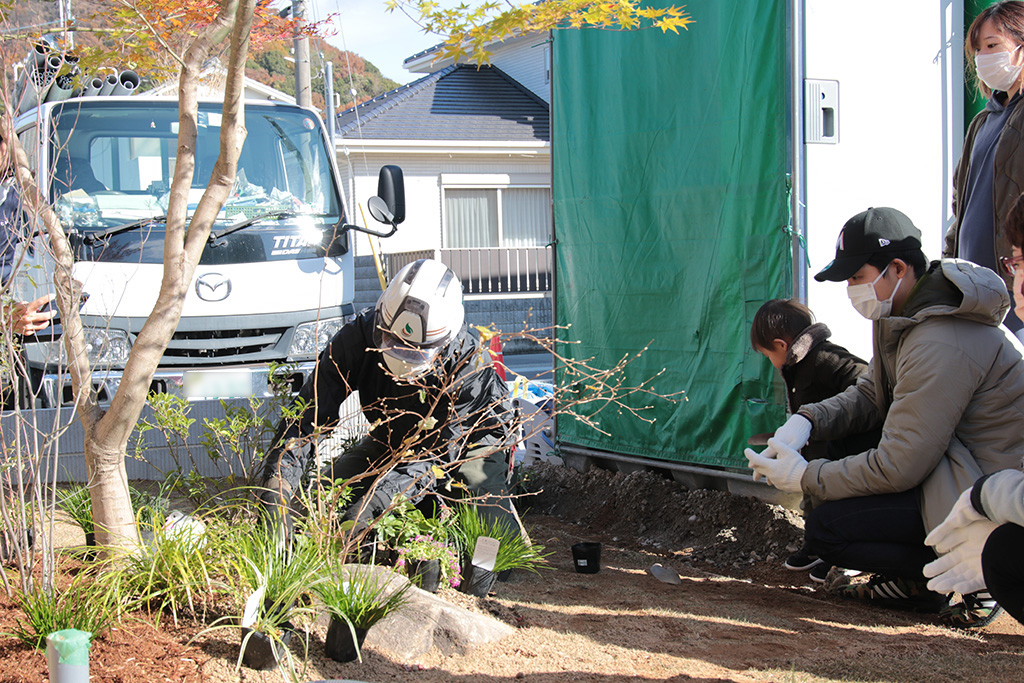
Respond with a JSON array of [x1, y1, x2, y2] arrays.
[[13, 40, 139, 115]]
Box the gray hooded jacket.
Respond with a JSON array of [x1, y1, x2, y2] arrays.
[[799, 259, 1024, 532]]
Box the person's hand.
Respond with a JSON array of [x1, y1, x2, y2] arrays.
[[773, 414, 812, 451], [924, 519, 998, 595], [744, 438, 807, 493], [9, 294, 55, 336], [746, 443, 777, 482], [931, 488, 989, 542]]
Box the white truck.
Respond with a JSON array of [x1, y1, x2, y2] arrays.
[[10, 95, 403, 408]]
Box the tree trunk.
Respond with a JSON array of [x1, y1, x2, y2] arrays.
[[85, 0, 255, 549], [3, 0, 257, 553]]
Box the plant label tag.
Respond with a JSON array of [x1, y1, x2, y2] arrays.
[[471, 536, 500, 572], [241, 585, 266, 627]]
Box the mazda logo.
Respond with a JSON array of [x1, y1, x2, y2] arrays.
[[195, 273, 231, 302]]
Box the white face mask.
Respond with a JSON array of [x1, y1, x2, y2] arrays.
[[847, 264, 901, 320], [976, 46, 1023, 92]]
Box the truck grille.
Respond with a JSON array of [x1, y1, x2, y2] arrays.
[[164, 326, 288, 360]]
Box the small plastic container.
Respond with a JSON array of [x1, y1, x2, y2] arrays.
[[571, 542, 602, 574]]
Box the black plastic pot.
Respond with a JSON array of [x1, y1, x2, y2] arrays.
[[324, 618, 368, 663], [81, 531, 99, 561], [409, 559, 441, 592], [571, 542, 602, 574], [240, 625, 293, 670], [460, 562, 497, 597]]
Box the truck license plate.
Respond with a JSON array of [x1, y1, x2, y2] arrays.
[[183, 369, 253, 400]]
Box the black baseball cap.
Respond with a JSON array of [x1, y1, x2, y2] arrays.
[[814, 207, 923, 282]]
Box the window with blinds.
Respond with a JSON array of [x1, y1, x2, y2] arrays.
[[444, 186, 552, 248]]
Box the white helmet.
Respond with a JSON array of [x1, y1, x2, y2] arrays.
[[374, 259, 464, 379]]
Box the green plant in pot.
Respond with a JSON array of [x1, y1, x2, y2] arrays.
[[373, 495, 452, 561], [314, 561, 411, 663], [453, 503, 549, 597], [213, 525, 325, 672], [396, 534, 461, 592]]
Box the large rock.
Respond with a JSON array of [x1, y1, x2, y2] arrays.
[[332, 564, 514, 660]]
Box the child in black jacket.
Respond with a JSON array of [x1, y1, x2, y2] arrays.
[[750, 299, 880, 581]]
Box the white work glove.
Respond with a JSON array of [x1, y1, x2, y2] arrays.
[[934, 487, 989, 535], [924, 518, 998, 595], [746, 443, 777, 483], [773, 414, 812, 452], [744, 438, 807, 493]]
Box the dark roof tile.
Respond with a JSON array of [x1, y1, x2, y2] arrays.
[[335, 64, 549, 142]]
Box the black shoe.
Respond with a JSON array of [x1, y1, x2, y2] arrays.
[[784, 548, 823, 571], [809, 563, 832, 583]]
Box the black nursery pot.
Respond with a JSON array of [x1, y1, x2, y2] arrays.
[[240, 625, 293, 670], [459, 561, 497, 597], [409, 559, 441, 593], [571, 542, 602, 574], [325, 618, 369, 663]]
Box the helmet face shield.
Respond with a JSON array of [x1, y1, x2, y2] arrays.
[[376, 323, 440, 380], [372, 259, 464, 380]]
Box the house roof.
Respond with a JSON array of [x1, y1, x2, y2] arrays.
[[335, 64, 549, 142], [147, 59, 295, 103]]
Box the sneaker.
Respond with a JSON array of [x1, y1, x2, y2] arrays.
[[837, 574, 946, 613], [939, 591, 1003, 629], [809, 563, 832, 583], [784, 548, 824, 571]]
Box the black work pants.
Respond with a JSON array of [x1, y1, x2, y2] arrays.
[[982, 523, 1024, 625], [804, 489, 936, 580]]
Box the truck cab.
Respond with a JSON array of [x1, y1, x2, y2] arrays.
[[11, 96, 400, 407]]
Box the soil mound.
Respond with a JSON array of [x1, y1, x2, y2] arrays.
[[524, 463, 805, 573]]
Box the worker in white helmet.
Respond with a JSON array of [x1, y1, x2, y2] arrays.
[[259, 259, 516, 541]]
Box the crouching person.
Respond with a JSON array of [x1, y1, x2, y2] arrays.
[[923, 193, 1024, 627], [258, 259, 517, 546], [746, 207, 1024, 628]]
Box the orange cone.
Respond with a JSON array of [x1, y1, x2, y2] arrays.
[[490, 332, 506, 381]]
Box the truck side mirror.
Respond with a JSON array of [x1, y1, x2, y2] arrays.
[[375, 165, 405, 225], [339, 165, 405, 238]]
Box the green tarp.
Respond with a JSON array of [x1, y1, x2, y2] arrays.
[[552, 0, 791, 469]]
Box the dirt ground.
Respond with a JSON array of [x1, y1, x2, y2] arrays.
[[2, 463, 1024, 683]]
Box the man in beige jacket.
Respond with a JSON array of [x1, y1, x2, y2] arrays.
[[747, 207, 1024, 628]]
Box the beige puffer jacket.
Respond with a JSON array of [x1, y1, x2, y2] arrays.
[[799, 259, 1024, 532]]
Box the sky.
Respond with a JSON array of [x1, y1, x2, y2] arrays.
[[309, 1, 456, 85]]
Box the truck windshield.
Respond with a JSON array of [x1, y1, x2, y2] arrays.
[[48, 100, 344, 264]]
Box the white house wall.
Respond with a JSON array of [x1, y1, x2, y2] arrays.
[[336, 148, 551, 256], [802, 0, 960, 360], [484, 34, 551, 103], [405, 33, 551, 103]]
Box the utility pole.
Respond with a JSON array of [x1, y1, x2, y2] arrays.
[[292, 0, 311, 107], [325, 61, 336, 140]]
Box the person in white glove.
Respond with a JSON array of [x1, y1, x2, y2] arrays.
[[924, 470, 1024, 627], [748, 299, 881, 580], [747, 206, 1024, 627]]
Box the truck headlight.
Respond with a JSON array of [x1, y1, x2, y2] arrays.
[[289, 317, 345, 357], [83, 328, 131, 366]]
